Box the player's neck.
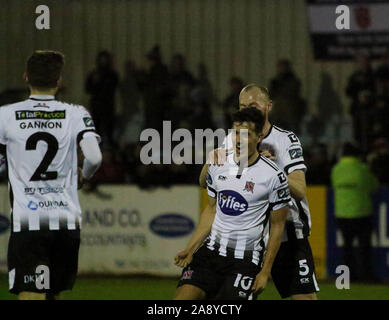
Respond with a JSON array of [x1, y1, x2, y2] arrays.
[[262, 121, 272, 137], [29, 87, 57, 97], [247, 151, 260, 166], [234, 151, 260, 167]]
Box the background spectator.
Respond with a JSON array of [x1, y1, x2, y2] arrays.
[[269, 59, 306, 133], [222, 77, 244, 129], [331, 142, 379, 281], [345, 54, 376, 151], [368, 138, 389, 186], [85, 50, 119, 147]]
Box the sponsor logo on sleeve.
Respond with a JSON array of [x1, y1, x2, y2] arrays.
[[83, 117, 95, 128], [289, 147, 303, 160], [277, 187, 290, 199]]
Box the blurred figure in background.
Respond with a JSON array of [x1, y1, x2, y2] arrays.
[[305, 143, 331, 185], [375, 52, 389, 91], [170, 53, 195, 90], [85, 51, 119, 147], [345, 54, 376, 151], [116, 59, 144, 148], [269, 59, 306, 133], [141, 45, 172, 134], [188, 63, 216, 130], [222, 77, 244, 129], [119, 59, 142, 125], [368, 138, 389, 186], [331, 143, 379, 282]]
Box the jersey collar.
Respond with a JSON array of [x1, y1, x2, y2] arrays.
[[29, 95, 55, 101]]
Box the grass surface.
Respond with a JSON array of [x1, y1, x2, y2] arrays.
[[1, 275, 388, 300]]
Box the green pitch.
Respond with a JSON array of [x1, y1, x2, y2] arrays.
[[0, 275, 388, 300]]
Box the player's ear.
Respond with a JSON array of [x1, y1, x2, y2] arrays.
[[57, 76, 62, 88], [268, 100, 273, 112], [23, 72, 28, 83]]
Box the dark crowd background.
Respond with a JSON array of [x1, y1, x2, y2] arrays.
[[0, 47, 388, 191]]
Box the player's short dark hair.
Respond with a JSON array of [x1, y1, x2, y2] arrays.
[[231, 106, 265, 134], [26, 50, 64, 89]]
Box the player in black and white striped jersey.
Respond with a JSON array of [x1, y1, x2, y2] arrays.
[[174, 107, 289, 300], [0, 51, 102, 300], [199, 84, 320, 300]]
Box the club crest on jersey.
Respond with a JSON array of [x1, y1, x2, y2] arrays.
[[83, 117, 95, 128], [218, 190, 248, 216], [181, 269, 193, 280], [243, 181, 255, 193]]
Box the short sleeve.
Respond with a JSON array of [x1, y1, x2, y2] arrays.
[[73, 106, 101, 144], [269, 170, 292, 211], [206, 165, 217, 198], [278, 132, 307, 175]]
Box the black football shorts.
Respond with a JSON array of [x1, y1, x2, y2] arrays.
[[8, 229, 80, 295], [177, 245, 261, 300], [271, 237, 319, 298]]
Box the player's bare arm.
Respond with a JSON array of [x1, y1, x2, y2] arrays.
[[252, 206, 288, 294], [174, 197, 216, 268], [287, 170, 307, 201], [199, 163, 210, 189]]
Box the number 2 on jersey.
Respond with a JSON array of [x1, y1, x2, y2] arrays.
[[25, 132, 58, 181]]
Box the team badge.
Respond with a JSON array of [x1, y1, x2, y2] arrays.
[[181, 269, 193, 280], [243, 181, 255, 193]]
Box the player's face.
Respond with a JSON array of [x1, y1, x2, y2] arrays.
[[232, 122, 262, 160], [239, 91, 270, 122]]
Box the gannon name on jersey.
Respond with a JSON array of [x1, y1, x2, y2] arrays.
[[19, 121, 62, 129], [16, 110, 65, 129]]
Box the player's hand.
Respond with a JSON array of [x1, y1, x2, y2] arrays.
[[251, 271, 269, 294], [174, 249, 193, 268], [207, 148, 232, 166], [77, 167, 84, 190], [260, 150, 276, 161]]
